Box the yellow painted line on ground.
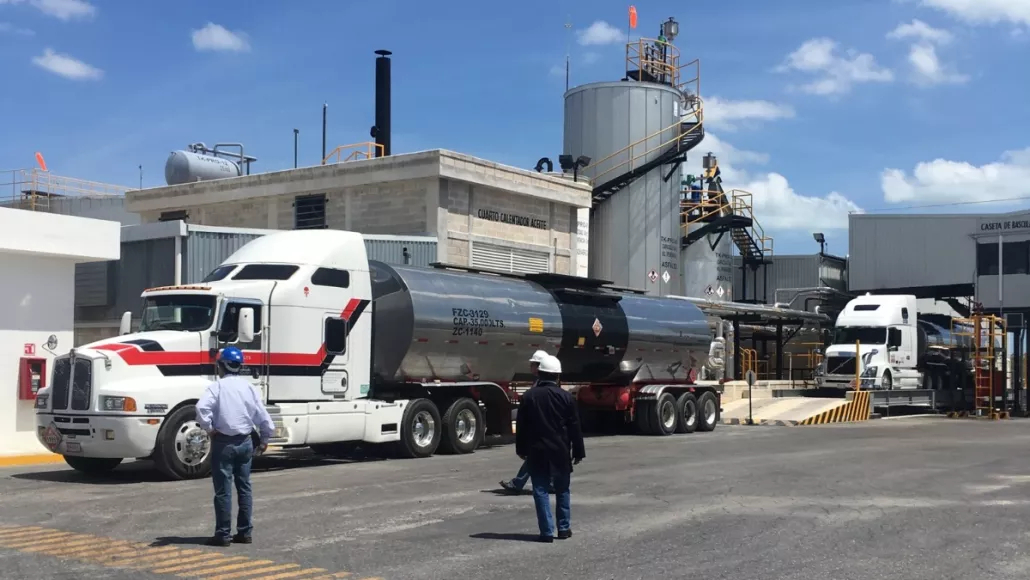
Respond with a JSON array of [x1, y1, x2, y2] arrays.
[[152, 556, 249, 574], [0, 525, 375, 580], [0, 453, 65, 468], [205, 563, 302, 579], [175, 559, 276, 577]]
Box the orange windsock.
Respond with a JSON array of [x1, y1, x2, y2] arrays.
[[628, 6, 638, 29], [35, 152, 47, 172]]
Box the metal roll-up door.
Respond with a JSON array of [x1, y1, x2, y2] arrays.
[[471, 241, 550, 274]]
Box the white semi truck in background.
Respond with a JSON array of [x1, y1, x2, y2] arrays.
[[815, 293, 979, 391], [35, 230, 723, 480]]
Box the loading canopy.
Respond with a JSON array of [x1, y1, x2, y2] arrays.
[[666, 295, 831, 326]]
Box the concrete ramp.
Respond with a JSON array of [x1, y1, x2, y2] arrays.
[[721, 391, 872, 426]]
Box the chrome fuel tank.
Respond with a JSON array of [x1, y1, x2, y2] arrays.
[[369, 261, 714, 385], [619, 294, 712, 382], [370, 262, 564, 383]]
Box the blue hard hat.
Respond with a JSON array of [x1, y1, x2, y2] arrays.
[[218, 346, 244, 373]]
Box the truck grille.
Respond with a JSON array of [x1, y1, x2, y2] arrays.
[[825, 356, 856, 376], [51, 358, 71, 410], [71, 357, 93, 411], [50, 356, 92, 411]]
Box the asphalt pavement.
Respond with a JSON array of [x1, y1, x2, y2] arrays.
[[3, 417, 1030, 580]]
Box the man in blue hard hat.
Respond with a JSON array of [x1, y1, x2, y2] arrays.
[[196, 346, 275, 547]]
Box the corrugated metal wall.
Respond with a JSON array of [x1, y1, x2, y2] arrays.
[[75, 227, 440, 324], [849, 214, 977, 292], [184, 230, 267, 283], [733, 255, 820, 304], [364, 236, 437, 267]]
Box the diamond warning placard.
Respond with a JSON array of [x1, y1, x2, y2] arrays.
[[591, 318, 603, 337]]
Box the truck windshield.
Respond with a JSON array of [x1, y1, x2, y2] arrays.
[[833, 326, 887, 345], [139, 295, 217, 332]]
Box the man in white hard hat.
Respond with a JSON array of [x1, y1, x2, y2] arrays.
[[516, 354, 585, 542], [499, 350, 554, 494]]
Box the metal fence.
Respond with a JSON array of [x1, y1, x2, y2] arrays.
[[0, 168, 130, 212]]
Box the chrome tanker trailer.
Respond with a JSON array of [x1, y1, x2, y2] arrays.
[[37, 230, 720, 480]]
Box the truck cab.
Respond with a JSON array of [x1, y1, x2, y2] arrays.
[[34, 230, 398, 479], [817, 294, 918, 390]]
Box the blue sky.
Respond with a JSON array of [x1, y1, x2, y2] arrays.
[[1, 0, 1028, 255]]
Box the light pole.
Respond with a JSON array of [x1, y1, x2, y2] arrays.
[[293, 129, 299, 168]]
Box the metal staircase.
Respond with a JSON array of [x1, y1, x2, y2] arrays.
[[680, 154, 773, 302], [586, 39, 705, 206]]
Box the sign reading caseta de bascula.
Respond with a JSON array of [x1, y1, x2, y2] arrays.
[[477, 209, 547, 230], [980, 217, 1030, 232]]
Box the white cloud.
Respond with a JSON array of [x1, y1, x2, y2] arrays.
[[776, 38, 893, 96], [906, 42, 969, 85], [881, 148, 1030, 205], [687, 133, 862, 231], [576, 21, 626, 46], [886, 20, 967, 86], [0, 21, 33, 35], [31, 47, 102, 80], [917, 0, 1030, 27], [191, 22, 250, 53], [702, 97, 795, 132], [29, 0, 94, 20], [887, 19, 954, 44]]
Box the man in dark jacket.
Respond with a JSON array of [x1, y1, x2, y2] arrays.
[[515, 355, 586, 542]]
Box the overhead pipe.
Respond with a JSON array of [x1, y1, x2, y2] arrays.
[[371, 49, 392, 157]]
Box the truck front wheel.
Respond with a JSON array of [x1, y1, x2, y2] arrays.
[[397, 398, 442, 459], [154, 404, 212, 480], [64, 456, 122, 475]]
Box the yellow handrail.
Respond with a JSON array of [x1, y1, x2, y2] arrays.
[[322, 142, 384, 165], [625, 39, 700, 98], [680, 189, 774, 256], [588, 100, 703, 189], [1, 168, 129, 212]]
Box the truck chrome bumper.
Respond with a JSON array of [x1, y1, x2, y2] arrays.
[[35, 413, 161, 459]]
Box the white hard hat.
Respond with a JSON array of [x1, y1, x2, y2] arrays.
[[538, 354, 562, 374], [529, 350, 549, 364]]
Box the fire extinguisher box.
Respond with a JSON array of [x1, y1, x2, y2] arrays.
[[18, 357, 46, 400]]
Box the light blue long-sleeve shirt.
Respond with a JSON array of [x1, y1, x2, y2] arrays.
[[195, 375, 275, 443]]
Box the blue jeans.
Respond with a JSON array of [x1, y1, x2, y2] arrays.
[[211, 434, 254, 539], [529, 463, 571, 537], [511, 460, 531, 490]]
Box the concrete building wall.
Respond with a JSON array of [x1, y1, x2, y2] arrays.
[[0, 208, 119, 457], [126, 149, 591, 277]]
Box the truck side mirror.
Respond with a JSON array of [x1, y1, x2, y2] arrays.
[[237, 307, 255, 344], [119, 311, 132, 335]]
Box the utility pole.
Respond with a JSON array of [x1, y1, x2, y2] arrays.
[[293, 129, 299, 168], [321, 103, 327, 164], [138, 165, 142, 190]]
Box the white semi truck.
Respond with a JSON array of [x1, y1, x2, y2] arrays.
[[815, 294, 978, 391], [35, 229, 722, 480]]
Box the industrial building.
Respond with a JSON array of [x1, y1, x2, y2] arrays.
[[125, 149, 589, 277]]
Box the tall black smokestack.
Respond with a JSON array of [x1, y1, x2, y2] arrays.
[[371, 49, 392, 157]]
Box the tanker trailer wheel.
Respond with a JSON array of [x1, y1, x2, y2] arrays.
[[439, 398, 485, 455], [153, 404, 212, 480], [64, 456, 122, 476], [635, 393, 678, 436], [397, 398, 442, 459], [675, 392, 698, 434], [696, 391, 719, 432]]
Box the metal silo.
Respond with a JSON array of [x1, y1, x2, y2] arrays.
[[561, 21, 703, 297]]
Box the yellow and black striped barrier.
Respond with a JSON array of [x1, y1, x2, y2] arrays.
[[798, 391, 872, 426]]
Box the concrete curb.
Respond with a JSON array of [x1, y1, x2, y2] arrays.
[[0, 453, 65, 468]]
